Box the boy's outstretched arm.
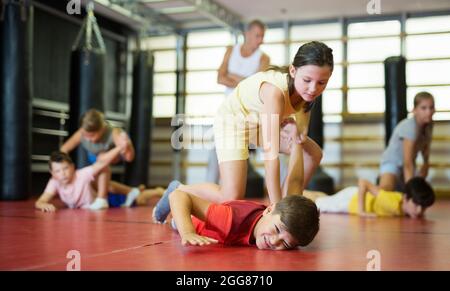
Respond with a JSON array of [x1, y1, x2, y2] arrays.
[[357, 178, 380, 217], [169, 190, 218, 246], [35, 191, 57, 212]]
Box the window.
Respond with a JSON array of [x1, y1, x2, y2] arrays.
[[186, 72, 223, 93], [153, 50, 176, 71], [348, 88, 385, 113], [407, 60, 450, 85], [146, 15, 450, 120], [186, 47, 226, 70], [142, 35, 177, 118], [290, 23, 342, 41], [347, 37, 400, 63], [347, 20, 401, 113], [406, 15, 450, 34], [405, 15, 450, 120], [187, 30, 233, 47], [261, 27, 286, 66], [322, 90, 343, 114], [406, 34, 450, 59], [185, 29, 233, 119], [348, 63, 384, 87], [260, 43, 286, 66], [347, 20, 400, 37]]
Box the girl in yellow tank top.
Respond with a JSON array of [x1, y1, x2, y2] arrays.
[[178, 41, 334, 204]]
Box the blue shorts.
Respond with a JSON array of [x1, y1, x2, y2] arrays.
[[87, 152, 97, 165], [379, 162, 401, 177], [87, 151, 123, 165], [108, 193, 127, 207]]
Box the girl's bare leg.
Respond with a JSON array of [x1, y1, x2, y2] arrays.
[[178, 159, 248, 203], [379, 173, 397, 191]]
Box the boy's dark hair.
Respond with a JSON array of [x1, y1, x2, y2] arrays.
[[48, 151, 73, 170], [404, 177, 435, 208], [273, 195, 320, 247]]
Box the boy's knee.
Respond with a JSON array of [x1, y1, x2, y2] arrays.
[[221, 187, 244, 202], [168, 189, 183, 204]]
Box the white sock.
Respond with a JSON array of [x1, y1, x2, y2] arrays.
[[170, 218, 177, 230], [121, 188, 140, 208], [89, 197, 109, 210]]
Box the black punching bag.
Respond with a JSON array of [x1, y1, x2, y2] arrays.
[[306, 96, 335, 194], [125, 51, 154, 186], [68, 4, 106, 168], [308, 95, 324, 149], [384, 56, 407, 146], [68, 49, 105, 168], [0, 1, 31, 200]]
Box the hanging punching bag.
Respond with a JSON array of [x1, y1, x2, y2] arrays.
[[68, 49, 105, 168], [308, 95, 324, 149], [124, 51, 154, 186], [68, 3, 105, 168], [306, 95, 335, 194], [0, 1, 31, 200], [384, 56, 407, 146]]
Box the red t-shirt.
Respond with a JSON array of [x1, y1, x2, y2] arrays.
[[192, 200, 266, 246]]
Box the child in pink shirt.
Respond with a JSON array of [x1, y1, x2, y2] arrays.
[[42, 166, 96, 209], [35, 142, 131, 211]]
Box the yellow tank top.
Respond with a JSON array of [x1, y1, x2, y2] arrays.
[[218, 70, 301, 120], [348, 189, 404, 216]]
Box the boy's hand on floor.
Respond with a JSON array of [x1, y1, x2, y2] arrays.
[[38, 203, 56, 212], [181, 233, 218, 246]]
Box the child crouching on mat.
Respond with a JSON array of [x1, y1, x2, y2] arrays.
[[60, 109, 136, 210], [151, 181, 320, 250], [303, 177, 435, 218], [35, 147, 163, 212]]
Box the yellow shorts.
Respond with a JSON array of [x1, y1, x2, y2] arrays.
[[213, 109, 260, 163]]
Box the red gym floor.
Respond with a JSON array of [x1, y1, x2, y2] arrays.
[[1, 198, 450, 271]]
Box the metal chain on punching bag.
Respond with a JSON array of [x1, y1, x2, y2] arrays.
[[68, 1, 106, 168], [72, 1, 105, 52]]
